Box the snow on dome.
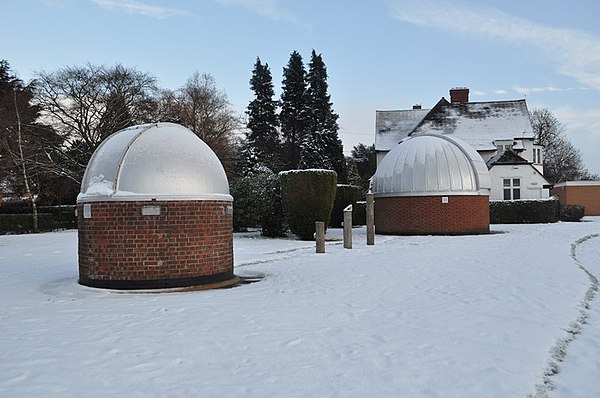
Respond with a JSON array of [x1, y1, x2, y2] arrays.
[[372, 133, 490, 197], [78, 123, 231, 202]]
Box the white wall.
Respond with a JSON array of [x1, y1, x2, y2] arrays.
[[489, 164, 550, 201]]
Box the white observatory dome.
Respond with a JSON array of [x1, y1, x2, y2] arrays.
[[78, 123, 231, 202], [372, 133, 490, 197]]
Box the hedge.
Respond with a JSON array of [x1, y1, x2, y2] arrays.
[[0, 205, 77, 234], [353, 201, 367, 226], [279, 169, 337, 240], [489, 199, 559, 224], [329, 184, 361, 228]]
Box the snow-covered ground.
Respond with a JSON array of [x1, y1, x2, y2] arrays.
[[1, 219, 599, 397]]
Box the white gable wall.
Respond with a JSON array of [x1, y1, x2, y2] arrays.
[[489, 164, 550, 201]]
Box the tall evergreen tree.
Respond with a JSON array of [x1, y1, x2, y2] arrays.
[[300, 50, 346, 182], [245, 57, 281, 172], [279, 51, 310, 170]]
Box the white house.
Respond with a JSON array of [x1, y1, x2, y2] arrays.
[[375, 87, 551, 201]]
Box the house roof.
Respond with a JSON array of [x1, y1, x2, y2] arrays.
[[375, 97, 534, 153], [486, 149, 530, 168], [375, 108, 430, 151], [412, 98, 534, 151]]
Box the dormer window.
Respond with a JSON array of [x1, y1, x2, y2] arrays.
[[497, 144, 512, 152]]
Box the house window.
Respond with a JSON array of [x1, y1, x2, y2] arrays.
[[533, 148, 542, 164], [503, 178, 521, 200]]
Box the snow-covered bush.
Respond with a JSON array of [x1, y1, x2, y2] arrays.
[[279, 169, 337, 240], [230, 168, 287, 237], [559, 204, 585, 222], [230, 176, 260, 231], [329, 184, 361, 228], [489, 198, 559, 224]]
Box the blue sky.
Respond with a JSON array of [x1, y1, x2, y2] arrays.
[[4, 0, 600, 175]]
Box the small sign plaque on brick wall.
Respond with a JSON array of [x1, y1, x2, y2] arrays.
[[83, 203, 92, 219], [441, 196, 449, 204], [142, 205, 161, 216]]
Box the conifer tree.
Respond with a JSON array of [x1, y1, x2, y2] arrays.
[[279, 51, 309, 170], [300, 50, 346, 182], [245, 57, 281, 172]]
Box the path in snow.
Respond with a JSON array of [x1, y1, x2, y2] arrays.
[[549, 233, 600, 397]]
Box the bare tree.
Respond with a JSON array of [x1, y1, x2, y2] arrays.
[[530, 108, 596, 183], [160, 72, 241, 176], [0, 61, 59, 229], [35, 64, 158, 184]]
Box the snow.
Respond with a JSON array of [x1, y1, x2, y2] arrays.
[[1, 220, 600, 397], [279, 168, 336, 176], [78, 174, 115, 198]]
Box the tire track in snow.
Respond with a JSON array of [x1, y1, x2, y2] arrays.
[[530, 233, 600, 398]]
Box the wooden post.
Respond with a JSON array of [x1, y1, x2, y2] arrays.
[[343, 204, 352, 249], [315, 221, 325, 253], [366, 193, 375, 245]]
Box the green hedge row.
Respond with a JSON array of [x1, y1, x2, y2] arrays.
[[0, 206, 77, 234], [490, 199, 559, 224], [280, 169, 337, 240], [329, 185, 362, 228]]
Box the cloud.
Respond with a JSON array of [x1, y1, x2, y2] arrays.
[[494, 89, 507, 95], [513, 86, 574, 95], [471, 90, 486, 96], [387, 0, 600, 89], [91, 0, 195, 19], [214, 0, 305, 26]]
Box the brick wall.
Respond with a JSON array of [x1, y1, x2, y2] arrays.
[[551, 185, 600, 216], [374, 195, 489, 235], [78, 200, 234, 289]]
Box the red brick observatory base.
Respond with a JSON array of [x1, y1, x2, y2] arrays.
[[375, 195, 489, 235], [78, 200, 234, 289]]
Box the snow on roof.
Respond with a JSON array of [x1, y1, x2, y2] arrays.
[[412, 99, 534, 151], [78, 123, 231, 202], [374, 109, 430, 151], [553, 180, 600, 187], [372, 133, 491, 197]]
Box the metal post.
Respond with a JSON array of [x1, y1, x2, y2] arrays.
[[315, 221, 325, 253], [343, 204, 352, 249], [366, 193, 375, 245]]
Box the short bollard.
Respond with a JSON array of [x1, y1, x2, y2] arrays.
[[366, 193, 375, 245], [315, 221, 325, 253], [343, 204, 352, 249]]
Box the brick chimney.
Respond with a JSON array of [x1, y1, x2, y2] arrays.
[[413, 104, 422, 109], [449, 87, 469, 103]]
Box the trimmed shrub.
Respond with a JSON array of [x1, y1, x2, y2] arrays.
[[560, 205, 585, 222], [329, 184, 362, 228], [279, 169, 337, 240], [353, 201, 367, 226], [490, 199, 559, 224]]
